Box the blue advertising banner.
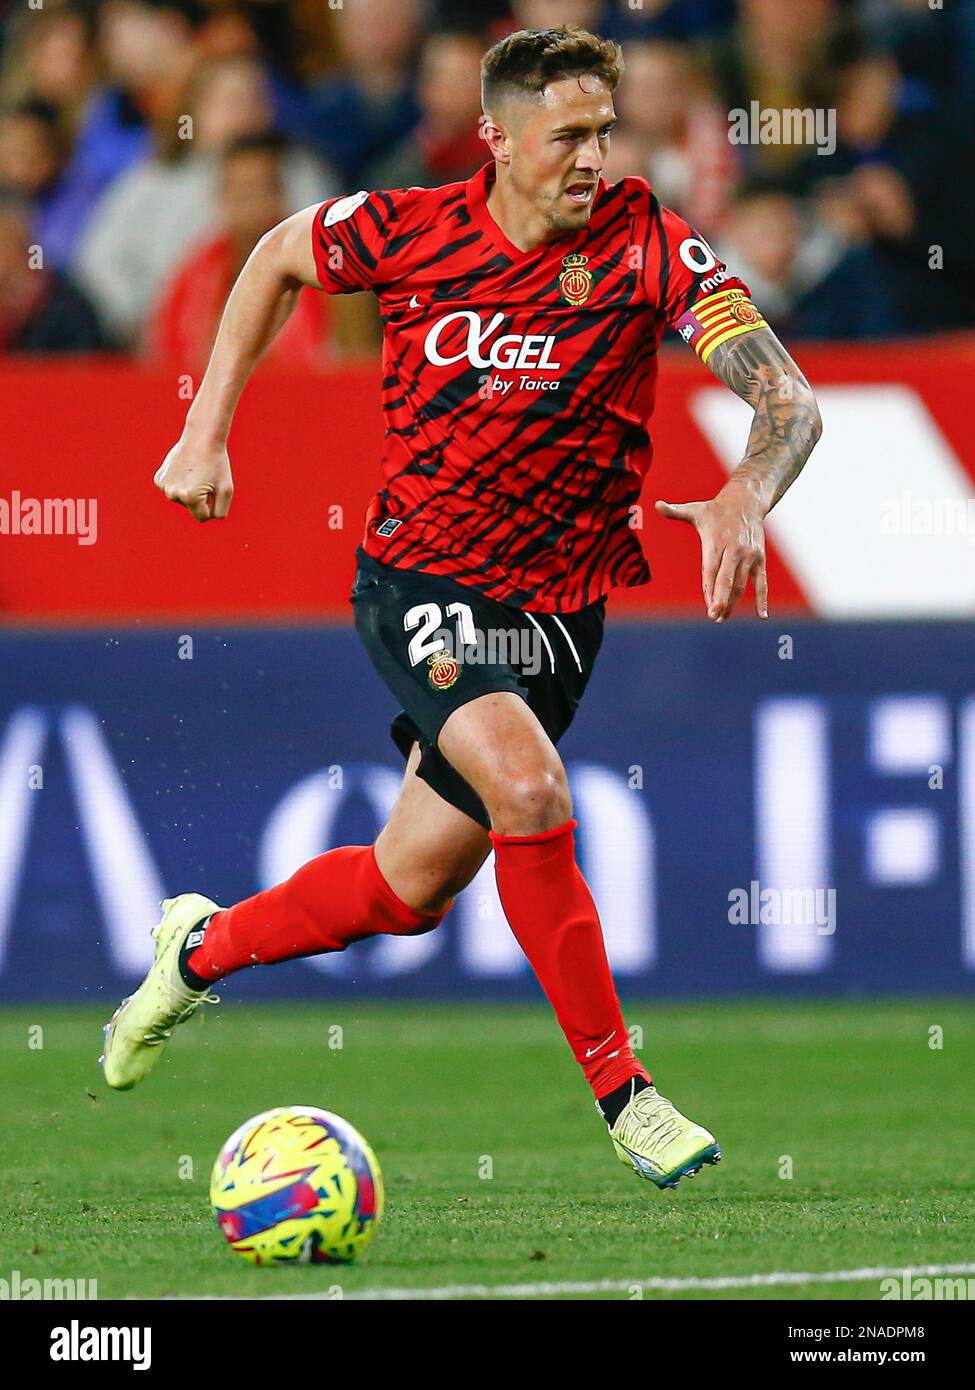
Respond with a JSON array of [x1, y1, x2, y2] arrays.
[[1, 622, 973, 1001]]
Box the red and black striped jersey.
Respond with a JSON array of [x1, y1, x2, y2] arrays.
[[312, 162, 765, 613]]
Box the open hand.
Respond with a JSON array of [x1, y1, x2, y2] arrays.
[[655, 494, 768, 622]]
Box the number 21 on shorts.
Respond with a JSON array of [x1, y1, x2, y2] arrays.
[[403, 601, 477, 666]]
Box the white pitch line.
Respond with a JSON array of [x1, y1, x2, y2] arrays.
[[241, 1262, 975, 1302]]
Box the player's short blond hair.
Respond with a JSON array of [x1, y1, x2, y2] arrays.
[[481, 25, 624, 114]]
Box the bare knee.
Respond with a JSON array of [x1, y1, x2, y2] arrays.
[[485, 758, 572, 836], [439, 693, 573, 836]]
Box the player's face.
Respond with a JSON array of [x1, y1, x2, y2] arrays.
[[506, 76, 616, 235]]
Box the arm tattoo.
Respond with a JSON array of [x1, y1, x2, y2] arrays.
[[705, 326, 822, 512]]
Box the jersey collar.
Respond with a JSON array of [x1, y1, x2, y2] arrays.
[[465, 161, 600, 261]]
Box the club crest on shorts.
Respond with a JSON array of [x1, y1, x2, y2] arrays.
[[559, 253, 592, 306], [427, 652, 460, 690]]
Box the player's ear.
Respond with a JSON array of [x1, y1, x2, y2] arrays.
[[479, 113, 510, 164]]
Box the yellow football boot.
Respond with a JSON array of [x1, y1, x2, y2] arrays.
[[100, 893, 222, 1090]]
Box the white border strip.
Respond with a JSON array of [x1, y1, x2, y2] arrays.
[[550, 614, 583, 672], [524, 612, 556, 673], [224, 1262, 975, 1301]]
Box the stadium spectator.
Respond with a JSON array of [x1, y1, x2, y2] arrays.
[[0, 101, 64, 205], [144, 133, 334, 374], [860, 0, 975, 114], [180, 2, 326, 152], [0, 99, 89, 270], [75, 54, 333, 346], [602, 0, 737, 44], [791, 50, 975, 332], [0, 190, 107, 354], [708, 0, 854, 175], [510, 0, 603, 30], [0, 3, 95, 125], [434, 0, 512, 36], [28, 0, 209, 266], [366, 31, 486, 191], [0, 0, 967, 347], [716, 181, 901, 339], [613, 39, 738, 229], [305, 0, 422, 187]]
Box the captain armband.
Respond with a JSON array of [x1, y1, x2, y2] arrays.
[[674, 289, 768, 365]]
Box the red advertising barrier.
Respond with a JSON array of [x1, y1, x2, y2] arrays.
[[1, 337, 973, 622]]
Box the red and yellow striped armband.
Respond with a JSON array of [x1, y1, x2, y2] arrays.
[[674, 288, 768, 365]]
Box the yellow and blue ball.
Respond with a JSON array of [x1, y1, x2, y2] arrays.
[[209, 1105, 384, 1265]]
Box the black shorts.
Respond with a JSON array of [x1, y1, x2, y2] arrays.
[[351, 547, 606, 829]]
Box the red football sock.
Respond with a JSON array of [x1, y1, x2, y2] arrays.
[[187, 845, 444, 981], [490, 819, 651, 1100]]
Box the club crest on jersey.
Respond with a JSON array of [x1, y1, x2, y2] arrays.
[[427, 652, 460, 691], [559, 253, 592, 306]]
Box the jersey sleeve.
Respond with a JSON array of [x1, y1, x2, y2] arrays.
[[311, 189, 390, 294], [654, 202, 769, 365]]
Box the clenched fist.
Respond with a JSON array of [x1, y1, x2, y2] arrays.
[[154, 437, 234, 523]]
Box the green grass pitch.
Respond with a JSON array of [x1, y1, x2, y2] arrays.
[[1, 999, 972, 1300]]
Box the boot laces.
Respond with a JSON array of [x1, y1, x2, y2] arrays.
[[628, 1094, 684, 1152], [142, 989, 219, 1045]]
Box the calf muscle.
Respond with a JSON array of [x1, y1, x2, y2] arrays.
[[374, 744, 490, 913]]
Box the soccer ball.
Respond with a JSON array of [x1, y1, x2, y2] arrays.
[[209, 1105, 384, 1265]]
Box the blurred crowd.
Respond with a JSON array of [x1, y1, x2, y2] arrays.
[[0, 0, 972, 362]]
